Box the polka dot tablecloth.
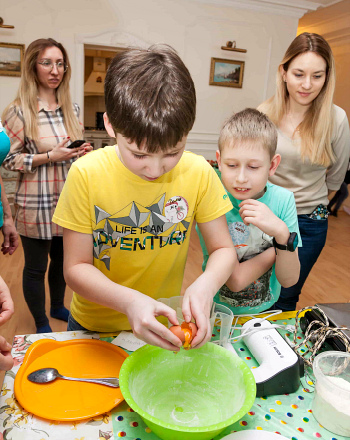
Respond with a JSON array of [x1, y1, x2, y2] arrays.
[[107, 317, 348, 440]]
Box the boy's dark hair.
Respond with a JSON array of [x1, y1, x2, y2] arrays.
[[105, 44, 196, 152], [219, 108, 277, 158]]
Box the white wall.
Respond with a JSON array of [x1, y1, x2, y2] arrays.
[[298, 0, 350, 119], [0, 0, 299, 158]]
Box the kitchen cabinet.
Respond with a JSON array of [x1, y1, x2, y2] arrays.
[[84, 129, 115, 149]]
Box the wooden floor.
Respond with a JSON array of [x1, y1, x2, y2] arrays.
[[0, 205, 349, 381]]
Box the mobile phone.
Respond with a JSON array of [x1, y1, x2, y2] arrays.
[[68, 140, 85, 149]]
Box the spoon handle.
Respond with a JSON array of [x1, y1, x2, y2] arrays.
[[60, 375, 119, 387]]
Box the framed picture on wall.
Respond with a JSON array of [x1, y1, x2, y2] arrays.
[[209, 57, 245, 88], [0, 42, 25, 77]]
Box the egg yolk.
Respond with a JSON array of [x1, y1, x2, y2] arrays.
[[181, 322, 193, 349]]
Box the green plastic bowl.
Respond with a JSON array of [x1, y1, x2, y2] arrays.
[[119, 342, 256, 440]]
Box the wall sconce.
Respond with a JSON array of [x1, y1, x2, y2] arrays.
[[226, 41, 236, 49], [0, 17, 15, 29], [221, 40, 247, 53]]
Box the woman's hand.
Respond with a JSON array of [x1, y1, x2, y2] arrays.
[[49, 138, 91, 163], [81, 142, 93, 154], [73, 142, 93, 159]]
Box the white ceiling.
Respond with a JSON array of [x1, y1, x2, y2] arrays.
[[306, 0, 342, 5], [246, 0, 343, 8], [189, 0, 345, 17]]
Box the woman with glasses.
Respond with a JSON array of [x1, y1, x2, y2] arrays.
[[2, 38, 92, 333], [258, 33, 350, 311]]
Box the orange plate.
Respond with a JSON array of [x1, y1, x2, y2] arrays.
[[14, 338, 128, 421]]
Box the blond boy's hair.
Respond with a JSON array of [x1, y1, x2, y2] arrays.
[[219, 108, 277, 158]]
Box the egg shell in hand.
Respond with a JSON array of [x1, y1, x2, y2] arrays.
[[187, 322, 198, 339], [169, 322, 198, 345], [169, 325, 186, 343]]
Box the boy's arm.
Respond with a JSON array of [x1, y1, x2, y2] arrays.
[[0, 277, 14, 370], [225, 247, 276, 292], [0, 336, 13, 371], [274, 243, 299, 287], [63, 229, 184, 351], [239, 199, 300, 287], [182, 215, 236, 348]]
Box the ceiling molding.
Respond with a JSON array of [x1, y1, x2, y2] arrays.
[[75, 29, 150, 48], [299, 12, 350, 30], [320, 30, 350, 45], [317, 0, 343, 5], [298, 10, 350, 42], [187, 0, 322, 18]]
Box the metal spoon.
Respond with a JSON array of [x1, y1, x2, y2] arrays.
[[27, 368, 119, 388]]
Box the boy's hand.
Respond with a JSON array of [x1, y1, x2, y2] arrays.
[[239, 199, 290, 243], [0, 278, 14, 326], [0, 336, 13, 371], [125, 294, 184, 351], [182, 275, 215, 349]]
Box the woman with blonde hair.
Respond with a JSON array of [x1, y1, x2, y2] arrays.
[[2, 38, 92, 333], [259, 32, 350, 311]]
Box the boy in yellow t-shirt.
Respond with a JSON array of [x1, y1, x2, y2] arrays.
[[53, 45, 236, 351]]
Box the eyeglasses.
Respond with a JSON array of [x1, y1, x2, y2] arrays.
[[37, 60, 68, 72]]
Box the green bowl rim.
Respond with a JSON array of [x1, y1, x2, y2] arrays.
[[119, 343, 256, 433]]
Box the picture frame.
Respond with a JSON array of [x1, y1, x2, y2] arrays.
[[0, 42, 25, 77], [209, 57, 245, 88]]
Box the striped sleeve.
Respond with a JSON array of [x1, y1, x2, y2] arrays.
[[2, 106, 36, 174]]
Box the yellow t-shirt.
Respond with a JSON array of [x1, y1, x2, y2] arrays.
[[53, 146, 232, 331]]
